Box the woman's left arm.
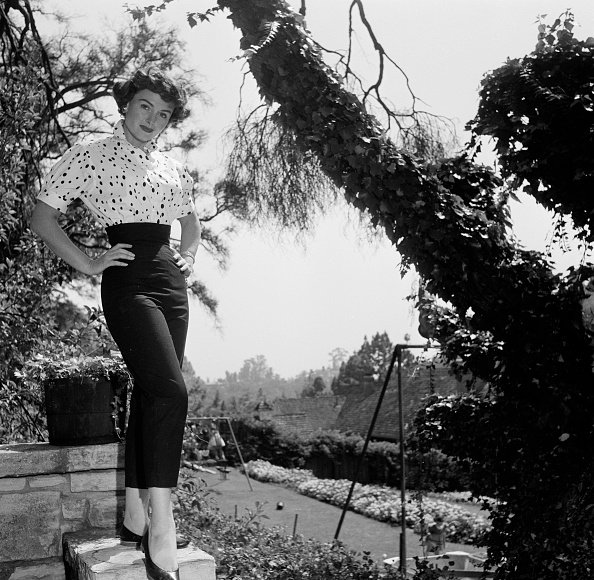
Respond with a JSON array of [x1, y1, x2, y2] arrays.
[[175, 209, 202, 277]]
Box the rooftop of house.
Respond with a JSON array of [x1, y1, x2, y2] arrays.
[[333, 363, 470, 441], [257, 395, 346, 437]]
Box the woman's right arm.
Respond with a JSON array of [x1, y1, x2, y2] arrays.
[[30, 200, 135, 276]]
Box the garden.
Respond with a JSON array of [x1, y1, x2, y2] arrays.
[[174, 468, 403, 580], [173, 459, 489, 580], [2, 1, 594, 579], [177, 416, 492, 578], [243, 459, 490, 546]]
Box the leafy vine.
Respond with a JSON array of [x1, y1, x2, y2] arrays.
[[135, 1, 594, 577], [215, 3, 594, 578]]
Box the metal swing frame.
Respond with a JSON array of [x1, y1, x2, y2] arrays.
[[333, 342, 435, 575], [186, 415, 254, 491]]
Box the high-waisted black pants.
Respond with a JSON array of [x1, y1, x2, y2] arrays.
[[101, 223, 189, 489]]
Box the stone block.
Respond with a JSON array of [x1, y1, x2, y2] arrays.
[[0, 491, 61, 561], [0, 445, 67, 479], [63, 530, 215, 580], [0, 443, 124, 479], [70, 470, 124, 493], [65, 445, 125, 473], [0, 479, 26, 492], [0, 557, 65, 579], [30, 475, 68, 489], [88, 495, 125, 529], [60, 520, 87, 536], [62, 497, 89, 520]]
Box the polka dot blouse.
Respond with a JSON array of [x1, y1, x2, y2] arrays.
[[38, 120, 195, 227]]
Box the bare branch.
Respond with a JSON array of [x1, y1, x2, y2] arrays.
[[222, 107, 339, 233]]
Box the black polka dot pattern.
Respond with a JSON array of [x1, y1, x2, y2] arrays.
[[38, 121, 194, 226]]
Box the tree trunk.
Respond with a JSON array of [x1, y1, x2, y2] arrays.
[[218, 1, 594, 578]]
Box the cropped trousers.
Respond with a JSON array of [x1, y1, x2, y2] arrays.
[[101, 223, 189, 489]]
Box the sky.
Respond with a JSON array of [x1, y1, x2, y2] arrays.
[[46, 0, 594, 381]]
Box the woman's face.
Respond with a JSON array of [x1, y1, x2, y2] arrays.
[[122, 88, 174, 149]]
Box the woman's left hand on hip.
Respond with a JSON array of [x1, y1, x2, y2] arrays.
[[173, 252, 193, 278]]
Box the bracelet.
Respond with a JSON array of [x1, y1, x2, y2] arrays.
[[181, 251, 195, 264]]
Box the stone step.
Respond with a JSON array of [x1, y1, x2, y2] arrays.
[[0, 557, 65, 580], [62, 530, 215, 580]]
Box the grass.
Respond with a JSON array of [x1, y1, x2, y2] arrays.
[[191, 466, 486, 564]]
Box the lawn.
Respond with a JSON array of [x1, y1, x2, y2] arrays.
[[193, 466, 486, 564]]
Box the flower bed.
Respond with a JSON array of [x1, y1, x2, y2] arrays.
[[427, 490, 494, 505], [244, 459, 315, 487], [245, 460, 490, 545]]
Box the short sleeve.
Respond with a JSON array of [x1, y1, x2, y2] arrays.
[[177, 164, 195, 218], [38, 145, 94, 213]]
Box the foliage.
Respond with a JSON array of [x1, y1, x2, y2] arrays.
[[223, 110, 339, 232], [8, 0, 594, 575], [223, 417, 468, 491], [331, 332, 395, 395], [175, 470, 402, 579], [242, 458, 315, 487], [468, 11, 594, 243], [413, 394, 501, 499], [44, 16, 205, 150], [3, 302, 123, 442], [23, 353, 130, 383], [227, 416, 308, 468], [181, 357, 209, 417], [0, 4, 73, 441], [202, 4, 594, 578], [409, 558, 451, 580], [0, 1, 222, 440], [300, 375, 327, 398], [212, 355, 296, 408]]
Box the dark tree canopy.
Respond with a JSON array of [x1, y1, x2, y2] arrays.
[[469, 12, 594, 243], [331, 332, 397, 395]]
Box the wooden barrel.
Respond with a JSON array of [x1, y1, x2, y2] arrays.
[[44, 375, 127, 445]]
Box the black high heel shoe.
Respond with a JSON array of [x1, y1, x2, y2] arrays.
[[141, 532, 180, 580], [120, 524, 190, 549]]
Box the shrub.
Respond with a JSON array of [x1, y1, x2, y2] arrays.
[[224, 417, 469, 491], [226, 416, 309, 468], [174, 470, 404, 579]]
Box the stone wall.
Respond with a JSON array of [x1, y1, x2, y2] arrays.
[[0, 443, 125, 580]]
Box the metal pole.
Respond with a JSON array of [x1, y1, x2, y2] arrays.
[[334, 344, 401, 540], [332, 342, 432, 553], [398, 346, 407, 574], [225, 417, 254, 491], [186, 416, 254, 491]]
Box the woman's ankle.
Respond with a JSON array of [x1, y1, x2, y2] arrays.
[[123, 512, 148, 535], [149, 517, 176, 536], [148, 524, 178, 571]]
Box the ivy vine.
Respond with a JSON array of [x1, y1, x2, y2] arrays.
[[468, 11, 594, 242], [215, 3, 594, 578], [127, 1, 594, 577]]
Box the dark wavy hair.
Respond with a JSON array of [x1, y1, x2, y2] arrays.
[[112, 68, 190, 125]]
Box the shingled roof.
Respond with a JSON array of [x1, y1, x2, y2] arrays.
[[333, 363, 468, 442], [268, 396, 346, 436]]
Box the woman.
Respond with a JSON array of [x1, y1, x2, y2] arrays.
[[31, 69, 201, 580]]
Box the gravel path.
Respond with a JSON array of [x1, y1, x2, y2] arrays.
[[196, 466, 485, 564]]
